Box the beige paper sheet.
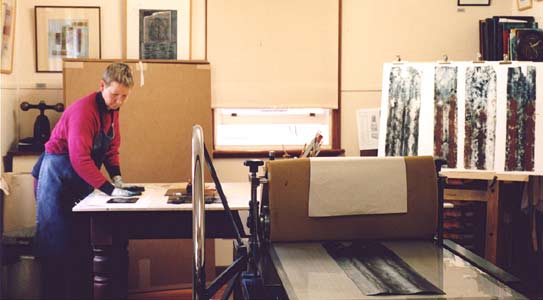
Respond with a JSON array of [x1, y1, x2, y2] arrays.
[[308, 157, 407, 217]]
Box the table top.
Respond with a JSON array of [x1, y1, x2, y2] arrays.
[[73, 182, 251, 212], [440, 169, 530, 182], [271, 241, 527, 300]]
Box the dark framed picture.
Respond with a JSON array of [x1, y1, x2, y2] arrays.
[[34, 6, 101, 73], [125, 0, 190, 59], [458, 0, 491, 6], [139, 9, 177, 59]]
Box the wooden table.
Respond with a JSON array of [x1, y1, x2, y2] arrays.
[[440, 169, 529, 265], [73, 182, 250, 300]]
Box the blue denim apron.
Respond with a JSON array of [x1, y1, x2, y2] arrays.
[[34, 96, 115, 258]]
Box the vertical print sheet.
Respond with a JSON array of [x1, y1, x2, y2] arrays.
[[505, 64, 536, 171], [463, 64, 497, 170], [383, 64, 422, 156], [434, 65, 458, 168], [379, 63, 433, 157], [535, 63, 543, 174]]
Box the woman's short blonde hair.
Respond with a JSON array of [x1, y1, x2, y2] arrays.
[[102, 63, 134, 88]]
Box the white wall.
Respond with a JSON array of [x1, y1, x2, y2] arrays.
[[340, 0, 514, 156], [512, 0, 543, 25], [1, 88, 24, 160]]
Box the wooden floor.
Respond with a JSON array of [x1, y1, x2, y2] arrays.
[[1, 257, 228, 300], [128, 287, 226, 300], [128, 289, 194, 300]]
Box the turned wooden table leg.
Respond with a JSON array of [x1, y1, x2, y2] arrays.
[[93, 245, 113, 299], [90, 215, 130, 300], [91, 215, 118, 300]]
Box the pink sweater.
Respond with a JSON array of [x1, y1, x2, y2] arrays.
[[45, 92, 120, 190]]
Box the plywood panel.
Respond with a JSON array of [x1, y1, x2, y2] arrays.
[[63, 59, 212, 183]]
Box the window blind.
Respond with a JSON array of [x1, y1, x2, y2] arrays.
[[208, 0, 339, 108]]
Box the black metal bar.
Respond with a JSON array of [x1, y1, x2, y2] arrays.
[[0, 190, 3, 266], [232, 211, 248, 238], [244, 160, 264, 275], [204, 144, 244, 246], [434, 159, 447, 246], [437, 176, 445, 245], [220, 272, 241, 300], [206, 255, 247, 297], [443, 239, 521, 286]]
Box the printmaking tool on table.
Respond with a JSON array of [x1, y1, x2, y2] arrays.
[[301, 132, 323, 158], [107, 197, 139, 204], [106, 186, 144, 203], [165, 180, 219, 204]]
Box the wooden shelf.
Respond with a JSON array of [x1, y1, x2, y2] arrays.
[[212, 148, 344, 158]]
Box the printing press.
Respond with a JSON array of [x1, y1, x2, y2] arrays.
[[190, 125, 527, 300]]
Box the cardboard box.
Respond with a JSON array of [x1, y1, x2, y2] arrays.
[[128, 239, 216, 291], [2, 172, 36, 234]]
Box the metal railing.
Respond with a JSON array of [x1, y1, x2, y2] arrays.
[[191, 124, 253, 300], [192, 125, 206, 300]]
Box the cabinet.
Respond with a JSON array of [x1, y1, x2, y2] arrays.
[[2, 148, 41, 173]]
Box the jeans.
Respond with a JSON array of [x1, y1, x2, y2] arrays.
[[35, 153, 94, 299]]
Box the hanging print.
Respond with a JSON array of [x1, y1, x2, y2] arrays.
[[384, 66, 422, 156], [505, 66, 536, 171], [434, 66, 458, 168], [464, 65, 497, 170]]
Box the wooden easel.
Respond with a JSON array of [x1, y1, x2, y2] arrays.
[[440, 170, 528, 265]]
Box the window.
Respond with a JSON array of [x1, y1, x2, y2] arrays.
[[214, 108, 331, 151], [208, 0, 340, 156]]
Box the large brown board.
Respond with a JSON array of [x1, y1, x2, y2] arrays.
[[63, 59, 212, 183]]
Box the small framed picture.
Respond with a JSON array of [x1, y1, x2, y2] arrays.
[[34, 6, 101, 73], [458, 0, 491, 6], [1, 0, 16, 74], [517, 0, 533, 10]]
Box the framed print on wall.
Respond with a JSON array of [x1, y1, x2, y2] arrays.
[[34, 6, 101, 73], [458, 0, 490, 6], [517, 0, 533, 10], [1, 0, 16, 74], [126, 0, 190, 60]]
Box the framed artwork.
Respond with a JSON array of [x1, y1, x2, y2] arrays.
[[126, 0, 190, 60], [458, 0, 490, 6], [1, 0, 16, 74], [517, 0, 532, 10], [34, 6, 101, 73]]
